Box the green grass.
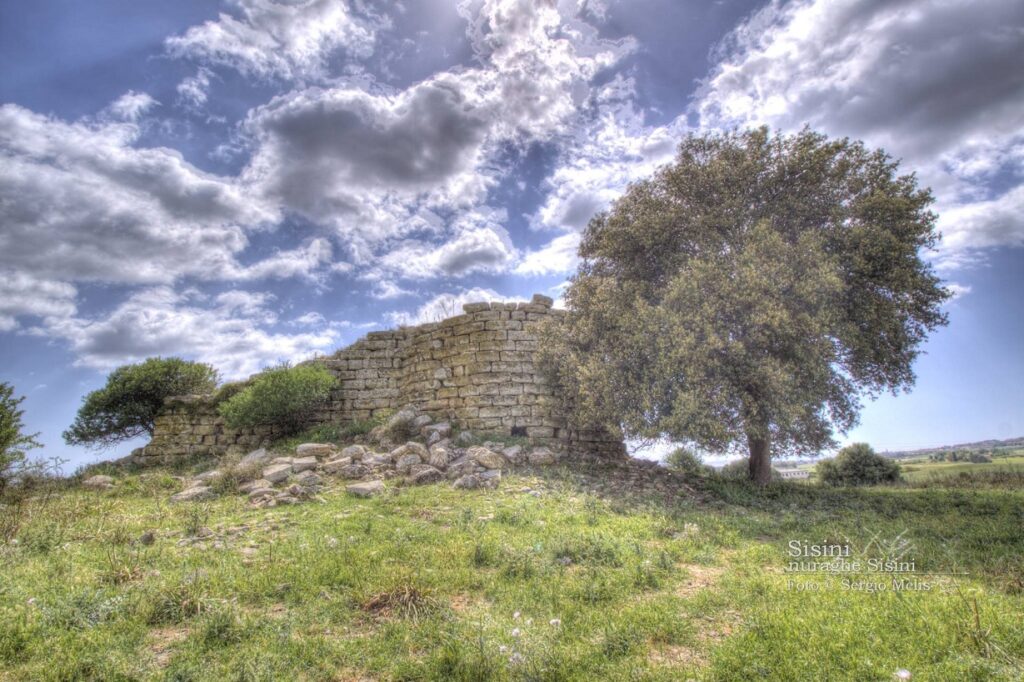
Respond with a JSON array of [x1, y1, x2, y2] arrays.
[[1, 466, 1022, 680]]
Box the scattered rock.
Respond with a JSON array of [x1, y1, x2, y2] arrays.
[[427, 445, 451, 468], [341, 444, 366, 460], [240, 448, 271, 466], [422, 422, 452, 440], [363, 453, 392, 467], [295, 470, 321, 487], [82, 475, 114, 490], [271, 457, 293, 466], [236, 479, 266, 494], [409, 465, 444, 485], [347, 480, 385, 497], [447, 455, 479, 478], [291, 456, 318, 473], [469, 446, 507, 470], [395, 453, 422, 475], [527, 447, 557, 466], [502, 445, 524, 464], [296, 443, 334, 458], [170, 486, 215, 503], [391, 442, 428, 460], [139, 530, 156, 546], [385, 408, 418, 439], [194, 469, 224, 483], [337, 463, 369, 479], [453, 474, 483, 490], [412, 414, 433, 430], [263, 463, 292, 484], [248, 487, 278, 500], [322, 457, 352, 474], [480, 469, 502, 483], [454, 431, 475, 446]]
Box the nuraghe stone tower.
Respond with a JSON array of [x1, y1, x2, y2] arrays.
[[135, 294, 625, 464]]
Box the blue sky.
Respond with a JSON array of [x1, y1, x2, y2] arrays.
[[1, 0, 1021, 470]]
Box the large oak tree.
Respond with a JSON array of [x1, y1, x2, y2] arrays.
[[545, 128, 949, 484]]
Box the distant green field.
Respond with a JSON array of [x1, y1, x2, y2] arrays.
[[900, 455, 1024, 482]]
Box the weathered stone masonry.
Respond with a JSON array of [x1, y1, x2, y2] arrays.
[[135, 295, 625, 465]]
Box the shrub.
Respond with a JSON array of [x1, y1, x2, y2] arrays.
[[664, 446, 712, 476], [1, 382, 42, 496], [218, 363, 336, 434], [817, 443, 901, 486], [64, 358, 218, 448], [718, 458, 781, 481]]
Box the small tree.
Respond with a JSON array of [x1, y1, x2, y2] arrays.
[[817, 443, 901, 486], [664, 447, 712, 477], [544, 128, 949, 485], [64, 358, 218, 449], [218, 363, 336, 435], [1, 382, 42, 494]]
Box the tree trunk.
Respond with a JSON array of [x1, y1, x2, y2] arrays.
[[747, 432, 772, 486]]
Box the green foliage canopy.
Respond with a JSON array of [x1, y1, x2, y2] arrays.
[[1, 381, 42, 492], [217, 363, 336, 434], [64, 358, 218, 448], [544, 128, 949, 483], [818, 443, 902, 486]]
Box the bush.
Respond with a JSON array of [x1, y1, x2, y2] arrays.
[[664, 447, 712, 476], [64, 358, 218, 449], [1, 382, 42, 496], [718, 458, 781, 481], [817, 443, 901, 486], [218, 363, 336, 434]]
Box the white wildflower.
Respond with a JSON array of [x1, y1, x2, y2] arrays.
[[511, 628, 521, 637], [895, 671, 912, 681], [549, 618, 561, 627]]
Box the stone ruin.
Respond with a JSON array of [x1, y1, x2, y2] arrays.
[[133, 294, 625, 466]]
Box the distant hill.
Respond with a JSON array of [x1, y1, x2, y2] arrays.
[[880, 436, 1024, 459]]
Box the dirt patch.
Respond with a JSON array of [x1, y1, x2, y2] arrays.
[[648, 643, 708, 668], [674, 563, 726, 598], [147, 626, 189, 668]]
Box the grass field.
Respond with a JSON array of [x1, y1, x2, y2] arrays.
[[1, 462, 1023, 681]]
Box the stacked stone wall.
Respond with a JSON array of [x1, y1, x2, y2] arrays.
[[135, 295, 625, 465]]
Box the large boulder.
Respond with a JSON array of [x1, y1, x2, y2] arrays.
[[347, 480, 385, 498], [468, 446, 507, 470], [363, 453, 393, 467], [337, 463, 369, 479]]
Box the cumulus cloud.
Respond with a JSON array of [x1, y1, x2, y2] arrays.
[[515, 232, 580, 275], [693, 0, 1024, 263], [386, 287, 515, 326], [166, 0, 381, 81], [0, 104, 279, 287], [376, 211, 518, 279], [0, 273, 77, 332], [38, 287, 339, 379]]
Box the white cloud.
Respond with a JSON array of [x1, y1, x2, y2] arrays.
[[176, 68, 213, 108], [693, 0, 1024, 265], [0, 104, 282, 287], [0, 272, 78, 331], [371, 281, 413, 300], [386, 287, 514, 326], [103, 91, 159, 122], [166, 0, 381, 81], [38, 287, 339, 379], [515, 232, 580, 276]]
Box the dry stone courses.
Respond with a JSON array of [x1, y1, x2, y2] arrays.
[[132, 294, 625, 466]]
